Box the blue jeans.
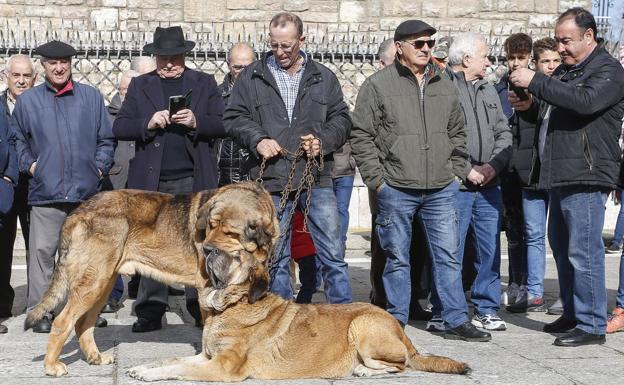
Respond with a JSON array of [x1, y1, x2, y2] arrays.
[[377, 181, 468, 327], [522, 189, 549, 298], [332, 175, 354, 251], [456, 186, 502, 316], [612, 191, 624, 247], [109, 275, 124, 301], [270, 189, 352, 304], [548, 186, 608, 334]]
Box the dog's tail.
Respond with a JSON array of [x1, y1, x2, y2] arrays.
[[403, 331, 471, 375], [24, 234, 71, 330]]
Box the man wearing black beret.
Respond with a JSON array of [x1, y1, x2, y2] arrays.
[[11, 40, 114, 333], [351, 20, 491, 341]]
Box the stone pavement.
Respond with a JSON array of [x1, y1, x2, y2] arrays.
[[1, 231, 624, 385]]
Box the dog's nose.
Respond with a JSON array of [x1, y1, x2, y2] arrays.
[[203, 245, 216, 256]]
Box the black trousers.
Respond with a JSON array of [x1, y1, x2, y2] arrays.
[[134, 176, 200, 322], [0, 175, 29, 317]]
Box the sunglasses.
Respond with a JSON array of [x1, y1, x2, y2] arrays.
[[403, 39, 436, 50]]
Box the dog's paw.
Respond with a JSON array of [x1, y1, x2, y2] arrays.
[[44, 361, 68, 377], [127, 365, 167, 382], [87, 352, 115, 365], [353, 364, 373, 377]]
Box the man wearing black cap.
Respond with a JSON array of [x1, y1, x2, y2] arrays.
[[351, 20, 491, 341], [11, 40, 115, 333], [113, 26, 226, 333]]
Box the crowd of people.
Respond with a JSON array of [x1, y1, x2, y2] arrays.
[[0, 7, 623, 350]]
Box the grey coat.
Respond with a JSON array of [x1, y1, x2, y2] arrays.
[[451, 70, 512, 188]]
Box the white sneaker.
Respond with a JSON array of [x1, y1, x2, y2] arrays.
[[472, 314, 507, 331], [425, 316, 445, 332], [501, 282, 520, 306]]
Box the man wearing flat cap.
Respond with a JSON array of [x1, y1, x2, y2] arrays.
[[351, 20, 491, 341], [113, 26, 226, 333], [11, 40, 115, 333]]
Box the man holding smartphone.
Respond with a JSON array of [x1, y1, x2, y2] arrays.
[[113, 26, 226, 333]]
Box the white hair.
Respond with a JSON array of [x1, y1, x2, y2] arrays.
[[5, 54, 34, 74], [377, 38, 396, 63], [130, 56, 156, 74], [448, 32, 487, 66]]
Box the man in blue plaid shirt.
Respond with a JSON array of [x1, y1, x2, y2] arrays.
[[225, 12, 353, 303]]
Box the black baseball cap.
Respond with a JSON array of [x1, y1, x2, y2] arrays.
[[394, 20, 437, 41]]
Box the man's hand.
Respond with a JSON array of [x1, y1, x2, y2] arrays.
[[171, 108, 196, 129], [300, 134, 320, 158], [509, 68, 535, 89], [508, 90, 533, 112], [29, 161, 36, 176], [476, 163, 497, 185], [467, 167, 484, 185], [147, 110, 170, 130], [256, 138, 283, 160]]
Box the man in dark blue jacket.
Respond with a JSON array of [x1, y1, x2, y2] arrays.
[[510, 7, 624, 346], [113, 26, 226, 333], [0, 103, 17, 334], [225, 13, 353, 304], [11, 41, 114, 333]]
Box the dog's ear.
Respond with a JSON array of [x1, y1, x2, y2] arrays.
[[248, 266, 269, 304]]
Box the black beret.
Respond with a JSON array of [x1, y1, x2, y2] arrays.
[[394, 20, 437, 41], [34, 41, 77, 58]]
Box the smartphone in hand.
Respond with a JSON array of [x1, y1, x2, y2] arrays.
[[169, 89, 193, 116], [508, 79, 529, 101]]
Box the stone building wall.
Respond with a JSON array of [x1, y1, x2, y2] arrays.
[[0, 0, 592, 47]]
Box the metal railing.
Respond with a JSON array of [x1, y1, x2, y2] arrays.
[[0, 21, 620, 107]]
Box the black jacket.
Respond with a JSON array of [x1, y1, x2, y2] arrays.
[[113, 69, 226, 192], [509, 103, 539, 188], [527, 45, 624, 189], [224, 52, 351, 193], [216, 74, 251, 186]]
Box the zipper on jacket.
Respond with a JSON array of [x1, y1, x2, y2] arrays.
[[581, 129, 594, 172], [467, 83, 484, 163], [54, 96, 67, 199]]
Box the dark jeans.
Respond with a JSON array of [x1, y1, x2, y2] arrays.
[[501, 172, 526, 285], [135, 176, 200, 321], [549, 185, 608, 334], [332, 175, 354, 252], [0, 174, 29, 317]]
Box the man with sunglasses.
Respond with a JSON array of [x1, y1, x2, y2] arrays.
[[225, 13, 352, 304], [510, 7, 624, 346], [351, 20, 490, 341]]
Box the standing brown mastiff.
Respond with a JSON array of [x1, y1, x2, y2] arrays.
[[24, 182, 279, 377]]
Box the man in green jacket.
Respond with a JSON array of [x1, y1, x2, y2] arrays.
[[351, 20, 490, 342]]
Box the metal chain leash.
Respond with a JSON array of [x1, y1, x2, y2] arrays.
[[256, 138, 324, 271]]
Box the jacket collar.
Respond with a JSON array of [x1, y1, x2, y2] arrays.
[[450, 70, 488, 89], [254, 51, 321, 85], [393, 59, 441, 85]]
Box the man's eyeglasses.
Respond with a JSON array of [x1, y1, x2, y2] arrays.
[[269, 39, 299, 53], [230, 64, 247, 70], [402, 39, 436, 50]]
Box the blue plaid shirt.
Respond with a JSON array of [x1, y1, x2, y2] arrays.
[[266, 51, 308, 123]]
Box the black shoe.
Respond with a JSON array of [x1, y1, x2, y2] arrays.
[[506, 296, 547, 313], [553, 328, 606, 347], [101, 299, 122, 313], [168, 286, 185, 296], [95, 316, 108, 328], [132, 317, 162, 333], [605, 242, 622, 254], [32, 316, 52, 333], [543, 316, 577, 333], [0, 324, 7, 334], [444, 321, 491, 342], [409, 302, 433, 321]]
